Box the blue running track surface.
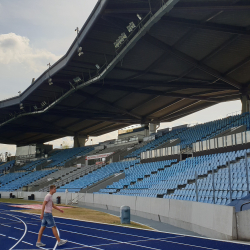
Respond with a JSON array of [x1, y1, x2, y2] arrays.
[[0, 202, 250, 250]]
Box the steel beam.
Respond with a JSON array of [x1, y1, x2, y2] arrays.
[[224, 55, 250, 76], [159, 100, 202, 120], [98, 80, 235, 90], [74, 121, 104, 134], [125, 52, 169, 81], [143, 98, 184, 118], [77, 90, 141, 120], [144, 34, 242, 90], [28, 116, 74, 136], [170, 34, 241, 83], [162, 17, 250, 36], [104, 4, 250, 14], [95, 84, 227, 102]]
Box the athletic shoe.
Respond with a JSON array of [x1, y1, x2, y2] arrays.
[[36, 242, 46, 247], [58, 240, 68, 246]]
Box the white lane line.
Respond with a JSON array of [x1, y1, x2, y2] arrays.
[[13, 215, 27, 218], [55, 221, 153, 239], [28, 231, 103, 250], [9, 211, 250, 249], [0, 216, 19, 222], [19, 213, 156, 240], [14, 227, 24, 231], [24, 217, 159, 243], [27, 232, 49, 250], [53, 228, 60, 250], [19, 212, 220, 249], [25, 212, 250, 247], [92, 238, 218, 250], [59, 228, 161, 250], [6, 213, 28, 250], [91, 236, 186, 247], [1, 224, 11, 227], [28, 231, 39, 235], [8, 236, 18, 240], [122, 237, 218, 250], [0, 222, 22, 225], [67, 239, 104, 250], [3, 213, 28, 219], [158, 239, 218, 250], [23, 213, 185, 250], [5, 214, 28, 219], [92, 242, 124, 247], [0, 233, 6, 237], [26, 222, 38, 226], [22, 240, 33, 246], [51, 248, 106, 250]]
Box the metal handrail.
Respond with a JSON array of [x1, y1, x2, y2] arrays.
[[240, 201, 250, 211], [39, 164, 100, 191]]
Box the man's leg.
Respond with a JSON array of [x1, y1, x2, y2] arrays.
[[37, 226, 46, 243], [52, 226, 61, 242]]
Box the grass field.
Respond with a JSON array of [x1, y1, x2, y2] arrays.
[[0, 198, 152, 230]]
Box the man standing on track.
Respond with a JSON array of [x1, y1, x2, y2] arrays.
[[36, 185, 67, 247]]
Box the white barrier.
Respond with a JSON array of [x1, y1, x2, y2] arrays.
[[193, 131, 250, 152], [141, 145, 180, 159], [236, 209, 250, 241], [0, 192, 237, 240], [83, 194, 237, 240]]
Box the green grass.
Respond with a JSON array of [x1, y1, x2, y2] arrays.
[[0, 198, 42, 204], [0, 198, 153, 230]]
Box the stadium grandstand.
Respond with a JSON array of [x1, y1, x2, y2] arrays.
[[1, 0, 250, 246]]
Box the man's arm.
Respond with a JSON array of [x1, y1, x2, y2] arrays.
[[40, 201, 48, 220], [52, 202, 64, 213]]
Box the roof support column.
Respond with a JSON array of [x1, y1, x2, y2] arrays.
[[149, 122, 160, 136], [241, 95, 250, 114], [74, 135, 88, 148]]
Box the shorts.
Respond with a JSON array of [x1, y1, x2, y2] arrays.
[[41, 213, 56, 228]]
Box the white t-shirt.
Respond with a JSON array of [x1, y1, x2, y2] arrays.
[[44, 193, 53, 213]]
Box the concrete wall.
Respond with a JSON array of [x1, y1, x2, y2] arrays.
[[236, 209, 250, 241], [0, 192, 237, 240]]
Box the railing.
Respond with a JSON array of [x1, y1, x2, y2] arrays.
[[39, 165, 100, 192], [240, 201, 250, 211], [227, 110, 242, 117], [193, 131, 250, 152], [141, 145, 181, 160], [16, 154, 36, 160]]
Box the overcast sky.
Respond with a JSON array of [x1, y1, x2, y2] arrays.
[[0, 0, 242, 157]]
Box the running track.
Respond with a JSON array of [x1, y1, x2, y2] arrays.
[[0, 202, 250, 250]]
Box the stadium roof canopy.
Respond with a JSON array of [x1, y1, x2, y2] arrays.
[[1, 0, 250, 145]]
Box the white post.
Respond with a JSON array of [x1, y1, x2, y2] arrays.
[[65, 189, 68, 205], [245, 152, 249, 194]]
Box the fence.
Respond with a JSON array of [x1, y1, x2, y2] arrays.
[[141, 145, 181, 160], [193, 131, 250, 152]]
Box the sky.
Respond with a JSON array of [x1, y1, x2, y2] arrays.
[[0, 0, 242, 157]]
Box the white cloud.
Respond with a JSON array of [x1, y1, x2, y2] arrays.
[[0, 33, 61, 72]]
